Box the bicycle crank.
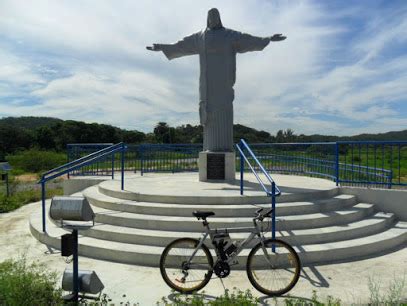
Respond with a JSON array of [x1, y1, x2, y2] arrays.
[[214, 261, 230, 278]]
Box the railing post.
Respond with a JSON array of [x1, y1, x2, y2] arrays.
[[335, 142, 339, 186], [240, 142, 244, 195], [121, 143, 125, 191], [67, 146, 70, 179], [388, 170, 393, 189], [140, 145, 144, 176], [41, 180, 46, 233], [271, 182, 276, 252], [111, 152, 115, 180]]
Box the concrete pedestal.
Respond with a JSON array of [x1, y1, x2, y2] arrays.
[[199, 151, 235, 182]]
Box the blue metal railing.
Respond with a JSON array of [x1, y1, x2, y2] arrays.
[[66, 141, 406, 188], [336, 141, 407, 188], [139, 144, 202, 175], [39, 142, 127, 233], [236, 139, 281, 243]]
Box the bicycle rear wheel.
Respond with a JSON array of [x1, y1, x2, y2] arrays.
[[246, 238, 301, 296], [160, 238, 213, 294]]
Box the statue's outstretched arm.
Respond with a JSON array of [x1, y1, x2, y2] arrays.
[[269, 34, 286, 42], [146, 33, 199, 60], [146, 44, 162, 51]]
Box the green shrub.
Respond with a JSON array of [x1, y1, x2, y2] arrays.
[[6, 149, 67, 173], [0, 257, 63, 305], [0, 187, 63, 213]]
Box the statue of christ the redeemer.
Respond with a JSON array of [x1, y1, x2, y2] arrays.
[[147, 8, 286, 152]]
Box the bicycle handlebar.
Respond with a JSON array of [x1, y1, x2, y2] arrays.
[[254, 208, 273, 221]]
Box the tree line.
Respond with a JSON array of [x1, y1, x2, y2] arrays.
[[1, 116, 406, 160]]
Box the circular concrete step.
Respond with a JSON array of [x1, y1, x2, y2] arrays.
[[97, 173, 339, 205], [90, 203, 376, 232], [29, 209, 407, 268], [84, 186, 356, 217], [71, 212, 396, 247]]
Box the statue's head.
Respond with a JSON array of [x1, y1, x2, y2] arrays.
[[207, 8, 223, 30]]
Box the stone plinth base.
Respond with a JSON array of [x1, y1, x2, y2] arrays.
[[198, 151, 235, 182]]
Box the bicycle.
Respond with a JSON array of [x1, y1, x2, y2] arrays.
[[159, 208, 301, 296]]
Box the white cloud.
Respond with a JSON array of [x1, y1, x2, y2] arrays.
[[0, 0, 406, 135]]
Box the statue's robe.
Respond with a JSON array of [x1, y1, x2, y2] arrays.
[[160, 28, 270, 152]]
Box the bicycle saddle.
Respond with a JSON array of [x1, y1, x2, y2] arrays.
[[193, 211, 215, 219]]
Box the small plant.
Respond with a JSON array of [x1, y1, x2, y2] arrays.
[[284, 290, 341, 306], [368, 272, 406, 305], [0, 257, 63, 305], [157, 288, 260, 305]]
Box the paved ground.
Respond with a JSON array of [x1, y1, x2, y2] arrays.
[[1, 200, 406, 305]]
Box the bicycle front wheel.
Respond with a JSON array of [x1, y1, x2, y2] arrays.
[[246, 238, 301, 296], [160, 238, 213, 294]]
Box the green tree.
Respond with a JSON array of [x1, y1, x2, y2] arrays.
[[36, 126, 56, 149], [154, 122, 171, 143]]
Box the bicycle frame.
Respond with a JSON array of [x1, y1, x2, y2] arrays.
[[187, 217, 269, 267]]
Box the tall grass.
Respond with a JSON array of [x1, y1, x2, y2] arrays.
[[6, 149, 67, 174]]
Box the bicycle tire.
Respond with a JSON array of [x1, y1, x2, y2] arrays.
[[160, 238, 214, 294], [246, 238, 301, 296]]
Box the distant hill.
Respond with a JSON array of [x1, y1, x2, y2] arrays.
[[346, 130, 407, 141], [0, 116, 63, 130], [296, 130, 407, 142], [0, 116, 405, 160]]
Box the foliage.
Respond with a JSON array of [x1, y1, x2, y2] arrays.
[[0, 185, 63, 213], [0, 116, 147, 156], [158, 288, 260, 305], [6, 149, 67, 173], [1, 116, 405, 159], [0, 257, 63, 306], [368, 273, 406, 305], [284, 290, 341, 306]]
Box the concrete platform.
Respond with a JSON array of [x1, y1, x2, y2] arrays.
[[3, 169, 406, 304], [4, 200, 406, 304], [98, 173, 338, 204], [29, 172, 407, 270]]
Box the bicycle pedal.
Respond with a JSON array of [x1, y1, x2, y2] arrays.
[[175, 278, 186, 284]]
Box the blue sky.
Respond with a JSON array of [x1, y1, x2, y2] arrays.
[[0, 0, 406, 135]]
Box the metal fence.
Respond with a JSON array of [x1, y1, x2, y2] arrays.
[[67, 141, 407, 188], [336, 141, 406, 188], [139, 144, 202, 175]]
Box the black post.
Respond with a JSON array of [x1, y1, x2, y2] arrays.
[[72, 229, 79, 303], [5, 173, 9, 197]]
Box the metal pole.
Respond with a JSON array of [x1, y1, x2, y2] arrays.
[[335, 142, 339, 186], [140, 145, 144, 176], [111, 152, 115, 180], [41, 180, 46, 233], [388, 170, 393, 190], [72, 229, 79, 303], [271, 182, 276, 253], [121, 144, 125, 191], [67, 145, 70, 179], [240, 143, 244, 195], [5, 173, 9, 197]]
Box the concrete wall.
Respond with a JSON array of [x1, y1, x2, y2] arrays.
[[63, 178, 109, 195], [340, 187, 407, 221]]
